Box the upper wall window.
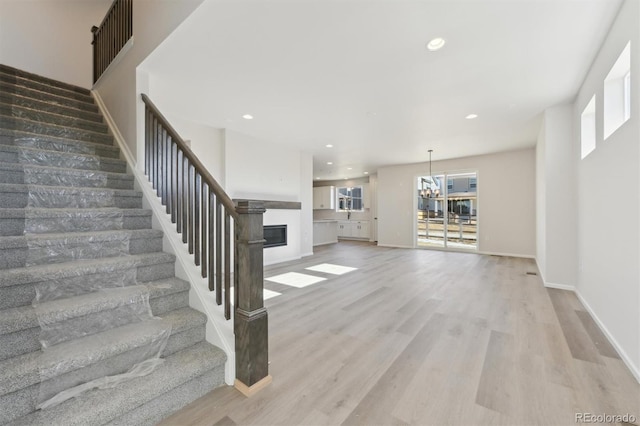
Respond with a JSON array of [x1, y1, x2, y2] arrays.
[[581, 95, 596, 159], [624, 71, 631, 121], [604, 41, 631, 140]]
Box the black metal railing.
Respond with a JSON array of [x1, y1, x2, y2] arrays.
[[91, 0, 133, 83], [142, 94, 238, 320]]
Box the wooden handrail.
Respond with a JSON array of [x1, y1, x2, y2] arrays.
[[91, 0, 132, 83], [141, 94, 238, 219]]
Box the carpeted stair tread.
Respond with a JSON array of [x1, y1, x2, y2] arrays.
[[0, 251, 176, 288], [0, 162, 133, 188], [0, 65, 92, 96], [0, 307, 206, 398], [0, 129, 120, 158], [0, 71, 95, 104], [0, 183, 141, 209], [0, 207, 149, 221], [0, 114, 113, 145], [0, 278, 190, 337], [0, 320, 167, 397], [0, 91, 103, 123], [0, 81, 99, 114], [0, 207, 152, 236], [10, 342, 226, 426], [0, 144, 125, 172], [0, 102, 109, 133], [0, 228, 163, 249], [0, 228, 163, 269]]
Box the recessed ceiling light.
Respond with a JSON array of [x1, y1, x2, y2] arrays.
[[344, 178, 348, 180], [364, 171, 369, 175], [242, 114, 253, 120], [315, 177, 320, 180], [427, 37, 446, 51], [327, 162, 333, 165], [465, 114, 478, 119], [347, 167, 353, 170], [325, 144, 333, 148]]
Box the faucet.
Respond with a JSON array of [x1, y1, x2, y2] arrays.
[[347, 210, 351, 220]]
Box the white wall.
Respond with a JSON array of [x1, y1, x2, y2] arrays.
[[147, 75, 226, 185], [536, 105, 577, 289], [377, 148, 536, 257], [94, 0, 205, 162], [0, 0, 111, 88], [224, 129, 313, 264], [573, 0, 639, 379]]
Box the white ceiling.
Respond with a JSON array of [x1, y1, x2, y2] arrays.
[[142, 0, 622, 181]]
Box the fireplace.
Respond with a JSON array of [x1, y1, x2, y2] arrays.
[[264, 225, 287, 248]]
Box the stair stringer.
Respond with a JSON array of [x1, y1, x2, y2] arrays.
[[92, 90, 236, 385]]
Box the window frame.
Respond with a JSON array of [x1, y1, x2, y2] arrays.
[[336, 186, 364, 212]]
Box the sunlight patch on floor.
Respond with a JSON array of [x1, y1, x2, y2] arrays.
[[305, 263, 358, 275], [265, 272, 327, 288]]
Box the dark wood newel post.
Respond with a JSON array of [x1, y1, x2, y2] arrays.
[[234, 200, 271, 396]]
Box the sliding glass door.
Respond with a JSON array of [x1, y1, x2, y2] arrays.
[[416, 172, 477, 250]]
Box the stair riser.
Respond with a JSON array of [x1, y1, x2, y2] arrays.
[[0, 168, 133, 190], [0, 323, 205, 424], [0, 65, 91, 96], [0, 82, 98, 114], [0, 261, 176, 311], [0, 134, 120, 159], [0, 213, 151, 236], [0, 73, 95, 104], [0, 191, 141, 209], [0, 116, 113, 146], [0, 92, 102, 123], [0, 104, 108, 134], [0, 291, 190, 362], [0, 149, 126, 173]]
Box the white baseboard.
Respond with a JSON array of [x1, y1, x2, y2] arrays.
[[543, 282, 576, 291], [376, 243, 414, 249], [574, 290, 640, 384], [479, 250, 535, 259]]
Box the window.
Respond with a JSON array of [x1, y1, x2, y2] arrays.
[[604, 41, 631, 139], [416, 172, 477, 251], [624, 71, 631, 122], [581, 95, 596, 159], [337, 186, 363, 211]]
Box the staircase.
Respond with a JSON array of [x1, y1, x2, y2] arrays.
[[0, 64, 226, 425]]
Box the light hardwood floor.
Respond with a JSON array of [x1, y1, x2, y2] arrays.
[[160, 242, 639, 426]]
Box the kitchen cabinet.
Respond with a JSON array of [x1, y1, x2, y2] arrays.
[[338, 221, 369, 240], [313, 220, 338, 246], [313, 186, 335, 210]]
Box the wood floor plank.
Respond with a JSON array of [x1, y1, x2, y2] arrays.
[[547, 288, 604, 364], [575, 310, 621, 359], [340, 313, 448, 425], [159, 242, 639, 426]]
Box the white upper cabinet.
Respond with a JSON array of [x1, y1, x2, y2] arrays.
[[313, 186, 335, 210]]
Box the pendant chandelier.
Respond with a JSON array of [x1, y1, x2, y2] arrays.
[[421, 149, 440, 198]]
